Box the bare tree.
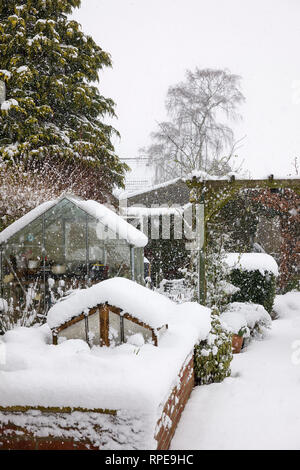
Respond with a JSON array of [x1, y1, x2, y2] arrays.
[[143, 68, 245, 183]]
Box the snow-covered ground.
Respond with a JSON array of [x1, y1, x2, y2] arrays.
[[171, 291, 300, 450]]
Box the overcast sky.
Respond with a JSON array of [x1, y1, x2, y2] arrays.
[[73, 0, 300, 180]]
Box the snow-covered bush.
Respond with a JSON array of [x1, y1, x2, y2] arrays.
[[225, 253, 278, 314], [221, 302, 272, 341], [273, 291, 300, 318], [194, 308, 233, 385]]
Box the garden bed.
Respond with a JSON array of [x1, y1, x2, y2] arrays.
[[0, 281, 211, 449]]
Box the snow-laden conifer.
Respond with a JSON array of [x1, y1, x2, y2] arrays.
[[0, 0, 126, 190]]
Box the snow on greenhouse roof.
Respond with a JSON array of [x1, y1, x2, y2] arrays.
[[72, 198, 148, 247], [48, 277, 173, 329], [0, 195, 148, 248], [225, 253, 279, 276]]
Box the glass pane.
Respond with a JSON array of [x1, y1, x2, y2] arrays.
[[43, 199, 88, 278], [88, 309, 101, 346], [106, 242, 131, 279], [57, 317, 87, 342], [44, 217, 64, 266], [108, 310, 121, 346], [87, 219, 108, 281], [88, 219, 105, 261], [8, 216, 43, 248], [123, 318, 153, 344]]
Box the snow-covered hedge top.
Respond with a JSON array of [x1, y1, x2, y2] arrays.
[[47, 277, 173, 329], [0, 300, 211, 412], [0, 195, 148, 248], [221, 302, 272, 337], [225, 253, 279, 277]]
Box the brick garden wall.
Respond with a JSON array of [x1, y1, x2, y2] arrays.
[[155, 354, 194, 450], [0, 354, 194, 450], [0, 424, 97, 450]]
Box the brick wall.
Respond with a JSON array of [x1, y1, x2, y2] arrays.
[[155, 354, 194, 450], [0, 354, 194, 450], [0, 423, 97, 450]]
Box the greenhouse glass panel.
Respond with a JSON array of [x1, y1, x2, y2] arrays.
[[88, 309, 101, 346], [106, 241, 131, 279], [57, 317, 87, 342], [123, 318, 153, 344], [108, 310, 121, 346]]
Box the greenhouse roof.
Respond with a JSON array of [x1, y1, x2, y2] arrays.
[[0, 195, 148, 248]]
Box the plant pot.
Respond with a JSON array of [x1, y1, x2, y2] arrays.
[[232, 334, 243, 354]]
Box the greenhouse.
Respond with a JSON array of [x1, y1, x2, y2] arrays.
[[0, 195, 147, 327]]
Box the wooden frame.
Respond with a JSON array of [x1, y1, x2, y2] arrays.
[[52, 303, 168, 347]]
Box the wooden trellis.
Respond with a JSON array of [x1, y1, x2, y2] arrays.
[[186, 175, 300, 304]]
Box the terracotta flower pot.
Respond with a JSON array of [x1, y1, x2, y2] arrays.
[[232, 334, 243, 354]]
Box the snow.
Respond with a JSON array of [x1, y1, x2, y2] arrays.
[[0, 407, 154, 450], [188, 171, 300, 182], [0, 298, 211, 413], [16, 66, 29, 74], [47, 277, 173, 329], [218, 280, 240, 296], [273, 291, 300, 318], [171, 291, 300, 450], [0, 195, 148, 248], [221, 302, 272, 337], [1, 99, 18, 111], [225, 252, 279, 276], [0, 70, 11, 79], [74, 198, 148, 247]]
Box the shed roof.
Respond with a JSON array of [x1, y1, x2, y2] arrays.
[[0, 195, 148, 248]]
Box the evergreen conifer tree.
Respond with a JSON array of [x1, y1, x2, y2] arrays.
[[0, 0, 126, 193]]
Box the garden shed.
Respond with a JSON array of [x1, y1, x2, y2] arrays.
[[0, 195, 147, 325]]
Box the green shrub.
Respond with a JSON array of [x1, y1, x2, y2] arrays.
[[230, 268, 276, 314], [282, 275, 300, 294], [194, 309, 233, 385]]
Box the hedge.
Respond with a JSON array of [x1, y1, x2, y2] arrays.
[[230, 268, 276, 314]]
